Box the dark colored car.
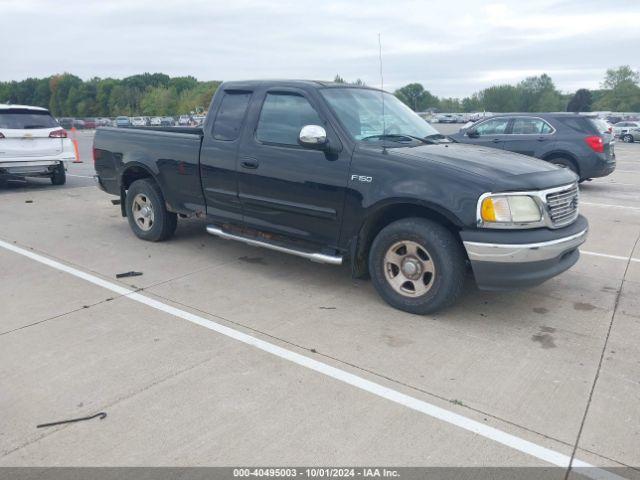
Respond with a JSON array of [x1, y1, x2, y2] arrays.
[[450, 114, 616, 181], [58, 117, 73, 130], [83, 118, 97, 129], [94, 80, 587, 314]]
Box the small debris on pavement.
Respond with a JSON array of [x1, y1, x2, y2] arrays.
[[116, 271, 143, 278], [37, 412, 107, 428]]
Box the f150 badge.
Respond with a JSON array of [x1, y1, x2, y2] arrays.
[[351, 174, 373, 183]]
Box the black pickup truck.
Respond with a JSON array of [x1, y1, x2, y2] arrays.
[[94, 80, 588, 314]]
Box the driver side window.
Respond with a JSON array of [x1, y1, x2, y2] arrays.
[[256, 93, 322, 146], [475, 118, 510, 136]]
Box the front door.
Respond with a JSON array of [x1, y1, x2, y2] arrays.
[[467, 116, 511, 150], [237, 88, 350, 249], [501, 116, 556, 158]]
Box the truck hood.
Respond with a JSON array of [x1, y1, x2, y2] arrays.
[[392, 143, 577, 191]]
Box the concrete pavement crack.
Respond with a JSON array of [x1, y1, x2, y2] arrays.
[[564, 231, 640, 479]]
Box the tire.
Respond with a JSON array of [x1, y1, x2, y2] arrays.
[[549, 157, 578, 175], [368, 218, 466, 315], [50, 164, 66, 185], [125, 178, 177, 242], [622, 134, 634, 143]]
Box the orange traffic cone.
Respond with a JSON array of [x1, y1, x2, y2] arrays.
[[70, 126, 82, 163]]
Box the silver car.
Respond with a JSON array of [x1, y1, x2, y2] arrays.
[[613, 121, 640, 143]]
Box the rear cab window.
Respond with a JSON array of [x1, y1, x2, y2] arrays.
[[0, 109, 59, 129], [212, 91, 252, 141]]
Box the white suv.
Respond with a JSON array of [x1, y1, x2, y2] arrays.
[[613, 121, 640, 143], [0, 104, 76, 185]]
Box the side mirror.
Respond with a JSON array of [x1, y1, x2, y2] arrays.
[[466, 129, 479, 138], [299, 125, 327, 148]]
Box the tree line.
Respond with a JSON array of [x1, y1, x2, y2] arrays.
[[393, 66, 640, 113], [1, 66, 638, 117], [0, 73, 220, 117]]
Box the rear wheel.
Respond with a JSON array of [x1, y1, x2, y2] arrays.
[[125, 178, 177, 242], [50, 164, 66, 185], [622, 134, 634, 143], [369, 218, 465, 315]]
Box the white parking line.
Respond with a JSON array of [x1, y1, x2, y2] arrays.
[[581, 202, 640, 211], [0, 238, 622, 479], [582, 250, 640, 263]]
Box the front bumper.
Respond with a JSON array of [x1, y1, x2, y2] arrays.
[[461, 215, 588, 291]]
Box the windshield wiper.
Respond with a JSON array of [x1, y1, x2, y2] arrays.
[[361, 134, 434, 144]]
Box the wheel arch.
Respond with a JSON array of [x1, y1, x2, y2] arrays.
[[349, 200, 464, 278], [119, 163, 161, 217], [542, 150, 580, 176]]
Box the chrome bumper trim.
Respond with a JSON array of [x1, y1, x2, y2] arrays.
[[463, 228, 588, 263]]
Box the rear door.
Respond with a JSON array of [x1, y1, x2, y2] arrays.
[[199, 89, 254, 224], [236, 87, 349, 249], [501, 116, 556, 158], [0, 109, 62, 160], [465, 116, 511, 150]]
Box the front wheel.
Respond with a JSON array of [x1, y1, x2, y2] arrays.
[[549, 157, 578, 175], [622, 134, 634, 143], [368, 218, 466, 314], [125, 178, 177, 242]]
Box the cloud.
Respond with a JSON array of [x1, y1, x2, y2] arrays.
[[1, 0, 639, 97]]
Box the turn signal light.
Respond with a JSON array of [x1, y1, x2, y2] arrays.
[[49, 129, 68, 138], [481, 197, 497, 222], [584, 135, 603, 153]]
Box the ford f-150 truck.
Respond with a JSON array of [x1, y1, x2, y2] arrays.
[[94, 80, 588, 314]]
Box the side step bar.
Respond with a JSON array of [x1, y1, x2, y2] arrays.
[[206, 225, 343, 265]]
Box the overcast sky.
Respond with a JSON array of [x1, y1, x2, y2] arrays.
[[2, 0, 639, 98]]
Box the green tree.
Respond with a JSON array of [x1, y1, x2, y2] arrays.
[[595, 65, 640, 111], [567, 89, 592, 112], [394, 83, 439, 111], [477, 85, 519, 112]]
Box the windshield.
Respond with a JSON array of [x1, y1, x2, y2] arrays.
[[0, 109, 59, 129], [321, 88, 439, 141]]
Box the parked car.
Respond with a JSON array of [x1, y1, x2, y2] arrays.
[[178, 115, 191, 126], [161, 116, 175, 126], [83, 118, 97, 129], [58, 117, 73, 130], [131, 117, 146, 127], [150, 117, 162, 126], [115, 116, 131, 127], [450, 113, 616, 181], [436, 113, 458, 123], [192, 114, 206, 126], [72, 119, 85, 130], [613, 121, 640, 143], [94, 80, 587, 314], [0, 104, 76, 185]]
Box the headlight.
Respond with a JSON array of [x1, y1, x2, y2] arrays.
[[479, 194, 542, 227]]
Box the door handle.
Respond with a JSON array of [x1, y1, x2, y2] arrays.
[[240, 157, 259, 169], [537, 137, 546, 142], [492, 138, 501, 143]]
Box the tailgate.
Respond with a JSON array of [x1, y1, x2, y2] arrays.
[[0, 130, 63, 159]]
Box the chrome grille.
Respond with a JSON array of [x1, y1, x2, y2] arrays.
[[546, 184, 579, 227]]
